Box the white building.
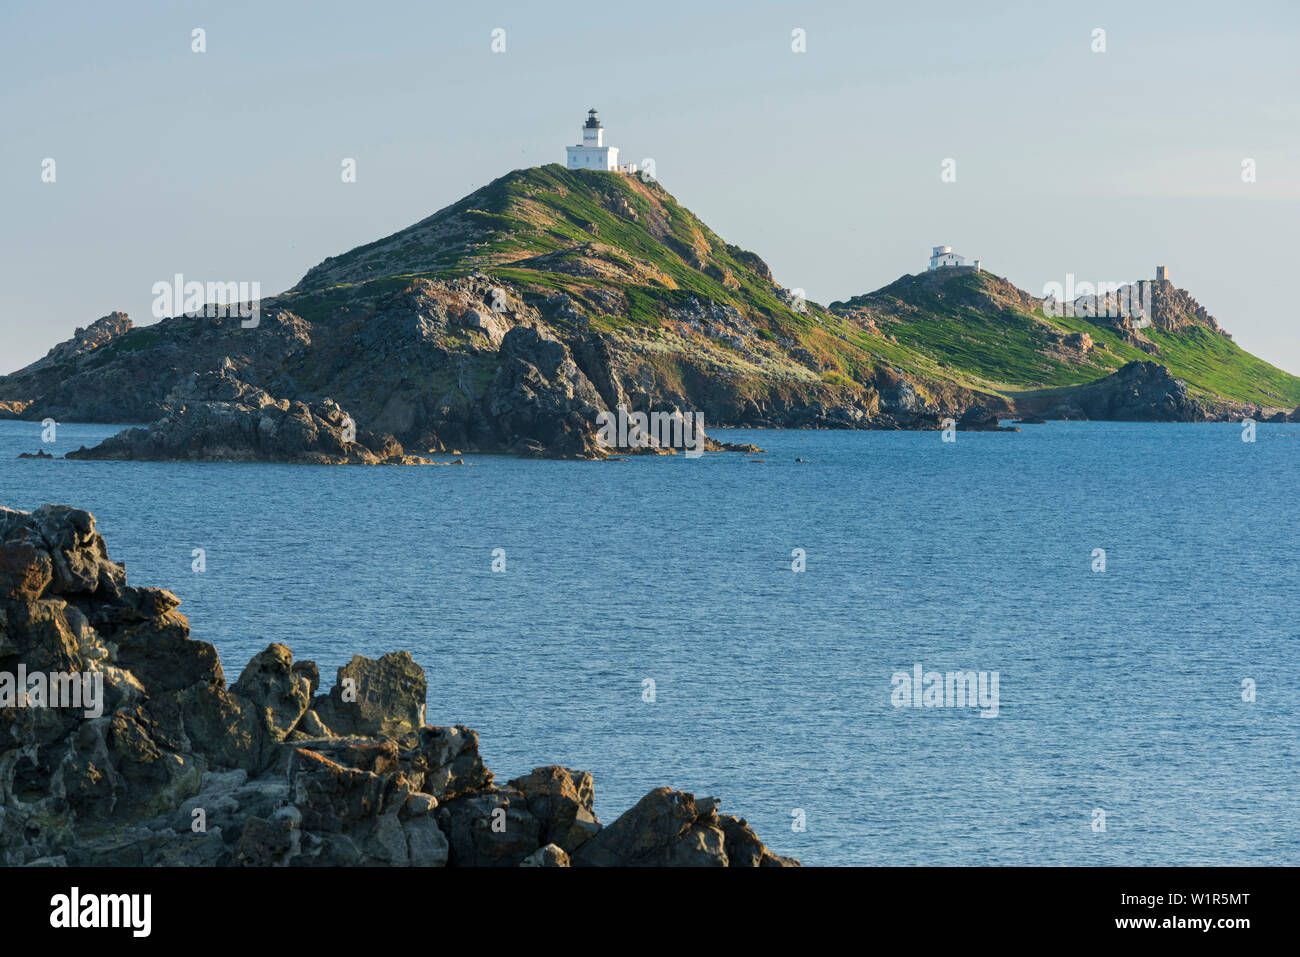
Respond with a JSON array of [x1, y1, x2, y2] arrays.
[[928, 245, 980, 271], [565, 108, 637, 173]]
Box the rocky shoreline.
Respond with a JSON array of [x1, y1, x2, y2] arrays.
[[63, 367, 454, 466], [0, 504, 797, 866], [3, 294, 1290, 465]]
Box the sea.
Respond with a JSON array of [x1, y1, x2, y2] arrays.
[[2, 418, 1296, 865]]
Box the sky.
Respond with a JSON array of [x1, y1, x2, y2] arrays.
[[2, 0, 1298, 374]]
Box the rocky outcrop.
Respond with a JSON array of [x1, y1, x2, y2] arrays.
[[310, 652, 426, 737], [1145, 279, 1226, 336], [0, 504, 796, 867], [36, 312, 134, 367], [571, 787, 797, 867], [64, 369, 442, 465], [484, 326, 609, 459], [1014, 361, 1209, 422], [0, 309, 315, 425]]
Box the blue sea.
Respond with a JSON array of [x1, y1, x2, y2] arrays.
[[2, 418, 1296, 866]]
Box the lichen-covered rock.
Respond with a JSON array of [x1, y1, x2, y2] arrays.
[[435, 786, 541, 867], [310, 651, 426, 738], [287, 747, 402, 832], [403, 725, 492, 799], [231, 644, 312, 740]]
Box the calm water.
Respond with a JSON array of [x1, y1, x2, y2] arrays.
[[2, 418, 1296, 866]]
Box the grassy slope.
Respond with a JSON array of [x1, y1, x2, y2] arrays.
[[295, 165, 799, 327], [281, 166, 975, 405]]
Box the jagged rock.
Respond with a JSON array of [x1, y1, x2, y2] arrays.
[[26, 312, 134, 372], [65, 370, 440, 465], [287, 747, 402, 832], [0, 531, 53, 601], [295, 709, 332, 738], [572, 787, 714, 866], [231, 644, 313, 740], [402, 813, 450, 867], [485, 326, 609, 460], [311, 651, 426, 738], [169, 683, 278, 774], [403, 725, 492, 799], [0, 503, 795, 867], [435, 786, 541, 867], [718, 814, 800, 867], [506, 766, 601, 853], [114, 609, 222, 693], [571, 787, 795, 867], [292, 659, 320, 697]]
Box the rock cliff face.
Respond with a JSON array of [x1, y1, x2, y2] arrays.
[[0, 505, 796, 867]]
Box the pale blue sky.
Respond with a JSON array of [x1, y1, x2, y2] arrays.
[[3, 0, 1298, 373]]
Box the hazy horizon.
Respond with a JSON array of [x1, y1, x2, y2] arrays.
[[3, 0, 1298, 375]]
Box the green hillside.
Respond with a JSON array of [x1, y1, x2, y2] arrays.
[[295, 164, 809, 334], [281, 166, 989, 412], [830, 269, 1300, 408]]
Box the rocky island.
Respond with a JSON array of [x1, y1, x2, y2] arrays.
[[0, 504, 797, 866], [3, 166, 1298, 459]]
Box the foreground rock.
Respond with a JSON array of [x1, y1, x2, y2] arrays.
[[64, 368, 445, 465], [0, 504, 797, 867]]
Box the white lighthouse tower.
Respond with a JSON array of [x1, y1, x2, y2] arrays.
[[565, 108, 635, 172]]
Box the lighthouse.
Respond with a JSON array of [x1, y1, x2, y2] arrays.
[[565, 109, 636, 173]]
